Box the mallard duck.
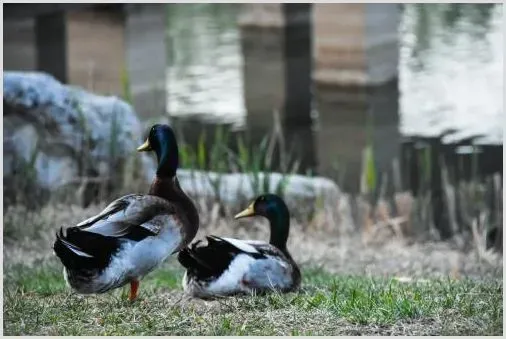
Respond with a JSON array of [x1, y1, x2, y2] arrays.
[[53, 124, 199, 301], [177, 194, 300, 299]]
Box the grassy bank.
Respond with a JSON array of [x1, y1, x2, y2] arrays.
[[3, 259, 502, 336], [3, 200, 502, 335]]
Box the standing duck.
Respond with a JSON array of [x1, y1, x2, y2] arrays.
[[178, 194, 300, 299], [53, 124, 198, 301]]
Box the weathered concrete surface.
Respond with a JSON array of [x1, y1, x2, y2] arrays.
[[3, 18, 37, 71], [66, 9, 126, 96], [3, 3, 94, 18], [3, 4, 168, 120], [313, 3, 400, 86], [124, 4, 168, 120]]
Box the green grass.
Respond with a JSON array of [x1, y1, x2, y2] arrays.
[[3, 260, 502, 336]]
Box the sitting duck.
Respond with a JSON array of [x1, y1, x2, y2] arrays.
[[177, 194, 300, 299], [53, 124, 198, 301]]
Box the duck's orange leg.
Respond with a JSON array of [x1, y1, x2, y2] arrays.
[[129, 279, 140, 301]]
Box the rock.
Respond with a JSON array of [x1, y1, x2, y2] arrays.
[[3, 71, 348, 224], [175, 169, 349, 225], [3, 71, 156, 200], [177, 169, 339, 204]]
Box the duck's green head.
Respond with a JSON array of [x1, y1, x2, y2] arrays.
[[235, 194, 290, 250], [137, 124, 179, 177]]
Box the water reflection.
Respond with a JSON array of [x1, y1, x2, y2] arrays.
[[240, 25, 285, 131], [166, 4, 245, 127], [314, 81, 400, 193], [400, 3, 503, 144], [166, 4, 502, 192]]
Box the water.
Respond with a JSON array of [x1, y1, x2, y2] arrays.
[[166, 4, 502, 131], [166, 4, 245, 127], [164, 4, 503, 191], [400, 4, 503, 145], [3, 4, 501, 194]]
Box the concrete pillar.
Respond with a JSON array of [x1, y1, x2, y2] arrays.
[[3, 4, 169, 122], [3, 18, 37, 71], [313, 3, 399, 86], [66, 8, 126, 95], [240, 4, 401, 182], [239, 4, 316, 173], [282, 4, 316, 172], [240, 4, 314, 125], [5, 6, 127, 96], [239, 4, 285, 131], [124, 4, 168, 121], [313, 4, 401, 192], [35, 11, 68, 83], [283, 4, 312, 127]]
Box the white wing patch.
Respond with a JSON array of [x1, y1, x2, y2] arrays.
[[205, 254, 255, 295], [242, 255, 292, 290], [76, 214, 100, 227], [243, 239, 271, 246], [191, 251, 294, 297], [182, 237, 296, 298], [65, 243, 94, 258], [221, 237, 261, 254]]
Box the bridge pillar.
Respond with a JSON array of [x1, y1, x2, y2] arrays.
[[239, 4, 285, 131], [65, 7, 126, 95], [239, 4, 316, 172], [239, 3, 400, 189], [313, 3, 399, 86], [35, 12, 68, 83], [124, 4, 168, 121], [282, 4, 316, 172], [4, 4, 168, 120]]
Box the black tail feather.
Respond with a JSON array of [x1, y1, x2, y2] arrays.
[[53, 226, 121, 272], [177, 236, 245, 281], [177, 248, 214, 274]]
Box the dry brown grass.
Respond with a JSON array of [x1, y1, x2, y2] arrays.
[[3, 199, 502, 280]]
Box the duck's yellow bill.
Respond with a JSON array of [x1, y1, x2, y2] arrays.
[[137, 139, 152, 152], [234, 203, 255, 219]]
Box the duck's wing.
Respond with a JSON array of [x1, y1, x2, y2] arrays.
[[178, 236, 277, 280], [54, 194, 182, 271], [74, 194, 140, 229], [218, 238, 295, 292], [179, 236, 295, 295], [238, 239, 289, 258], [239, 243, 294, 291], [74, 194, 178, 240], [212, 237, 291, 262], [178, 236, 263, 280]]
